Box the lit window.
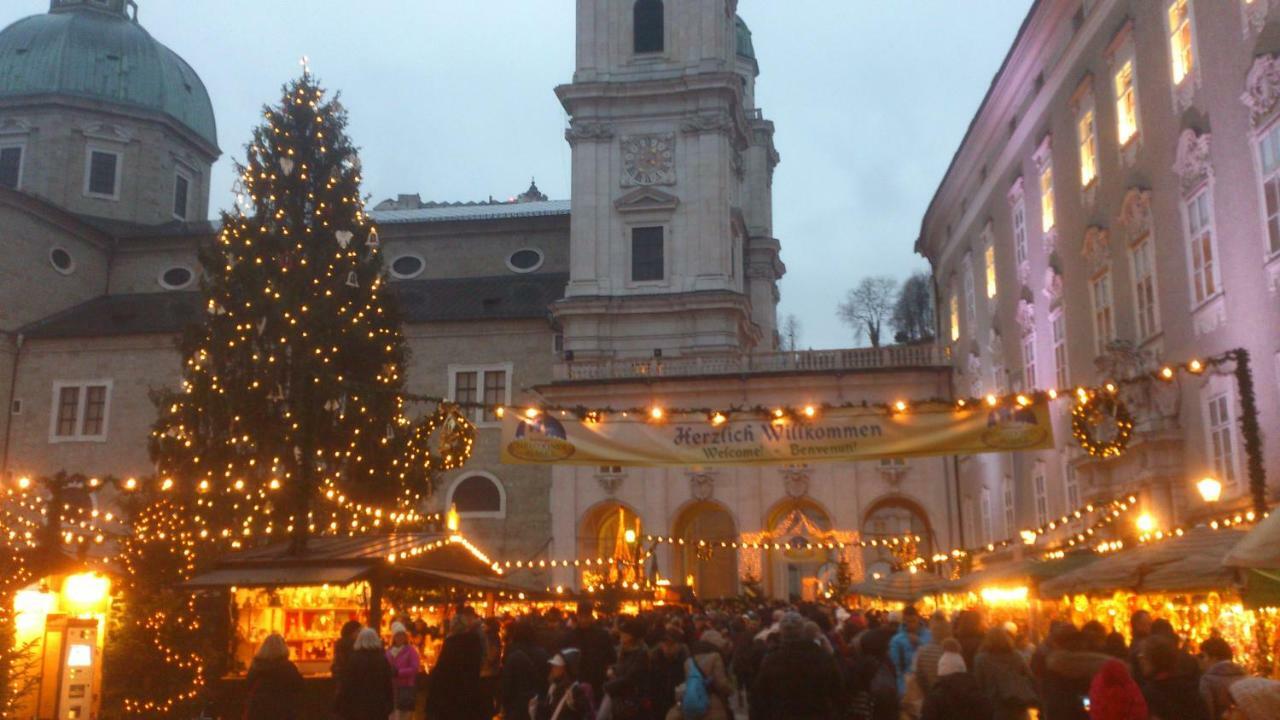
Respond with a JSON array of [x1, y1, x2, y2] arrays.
[[1256, 122, 1280, 256], [631, 227, 664, 282], [1090, 271, 1115, 356], [173, 172, 191, 220], [1130, 238, 1160, 340], [1012, 200, 1028, 267], [1185, 188, 1220, 305], [85, 149, 121, 199], [0, 145, 23, 190], [1022, 333, 1037, 389], [1033, 467, 1049, 525], [1115, 59, 1139, 146], [450, 365, 511, 426], [1051, 310, 1068, 390], [984, 243, 998, 299], [50, 382, 110, 442], [1206, 392, 1238, 486], [1168, 0, 1195, 86], [1040, 164, 1056, 233], [949, 293, 960, 342], [1078, 108, 1098, 187]]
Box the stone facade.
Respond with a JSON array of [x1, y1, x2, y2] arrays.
[[917, 0, 1280, 547]]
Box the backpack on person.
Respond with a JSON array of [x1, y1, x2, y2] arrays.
[[681, 656, 710, 719]]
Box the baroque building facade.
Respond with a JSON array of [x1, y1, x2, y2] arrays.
[[0, 0, 964, 601], [917, 0, 1280, 553]]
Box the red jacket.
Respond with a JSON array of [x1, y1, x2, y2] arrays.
[[1089, 659, 1148, 720], [387, 643, 421, 689]]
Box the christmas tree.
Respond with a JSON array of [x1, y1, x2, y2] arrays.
[[150, 69, 472, 550]]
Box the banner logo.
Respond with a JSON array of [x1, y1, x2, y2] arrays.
[[506, 415, 576, 461]]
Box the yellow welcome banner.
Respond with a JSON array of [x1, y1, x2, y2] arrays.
[[500, 404, 1054, 467]]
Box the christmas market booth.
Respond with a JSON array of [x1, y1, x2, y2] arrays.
[[1224, 509, 1280, 611], [851, 568, 948, 609], [184, 531, 512, 678], [941, 552, 1102, 636], [1037, 526, 1279, 673]]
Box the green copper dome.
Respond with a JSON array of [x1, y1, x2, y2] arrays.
[[735, 15, 756, 62], [0, 1, 217, 148]]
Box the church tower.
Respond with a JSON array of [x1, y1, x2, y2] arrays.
[[553, 0, 782, 359]]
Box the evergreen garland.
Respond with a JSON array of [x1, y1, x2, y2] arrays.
[[1233, 349, 1268, 516]]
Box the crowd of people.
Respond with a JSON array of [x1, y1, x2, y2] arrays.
[[240, 600, 1280, 720]]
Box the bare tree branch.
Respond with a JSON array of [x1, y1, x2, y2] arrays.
[[836, 276, 899, 348]]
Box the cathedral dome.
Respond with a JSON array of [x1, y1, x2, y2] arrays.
[[0, 0, 217, 148], [735, 15, 756, 62]]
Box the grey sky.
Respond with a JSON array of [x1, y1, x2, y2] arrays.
[[8, 0, 1032, 348]]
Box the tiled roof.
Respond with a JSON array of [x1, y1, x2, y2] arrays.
[[371, 199, 570, 225], [22, 273, 568, 339]]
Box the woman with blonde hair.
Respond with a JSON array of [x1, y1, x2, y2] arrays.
[[244, 633, 304, 720], [335, 628, 394, 720]]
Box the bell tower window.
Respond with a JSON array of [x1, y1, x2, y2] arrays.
[[631, 227, 665, 282], [634, 0, 664, 54]]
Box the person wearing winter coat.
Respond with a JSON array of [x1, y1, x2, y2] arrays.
[[533, 649, 595, 720], [1087, 659, 1147, 720], [602, 617, 652, 719], [502, 619, 549, 720], [953, 609, 987, 672], [1041, 625, 1111, 720], [920, 646, 992, 720], [665, 630, 733, 720], [1139, 634, 1209, 720], [912, 612, 953, 695], [387, 623, 422, 720], [750, 612, 844, 720], [846, 627, 898, 720], [331, 620, 363, 706], [1227, 678, 1280, 720], [335, 628, 394, 720], [648, 625, 690, 719], [1197, 637, 1246, 720], [243, 634, 304, 720], [889, 606, 931, 695], [973, 627, 1038, 720], [425, 614, 488, 720], [562, 601, 617, 696]]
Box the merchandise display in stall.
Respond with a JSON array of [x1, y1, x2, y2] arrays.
[[232, 584, 370, 676]]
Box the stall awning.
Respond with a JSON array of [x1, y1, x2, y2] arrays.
[[948, 553, 1100, 593], [1224, 511, 1280, 569], [1038, 526, 1248, 598], [184, 565, 371, 589], [852, 570, 947, 601]]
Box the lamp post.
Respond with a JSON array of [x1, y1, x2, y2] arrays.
[[1197, 476, 1223, 504]]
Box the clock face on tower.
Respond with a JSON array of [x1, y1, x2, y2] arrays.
[[621, 134, 676, 186]]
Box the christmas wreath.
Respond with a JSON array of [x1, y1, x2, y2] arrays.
[[1071, 393, 1133, 458]]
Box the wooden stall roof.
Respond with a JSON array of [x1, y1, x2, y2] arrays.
[[1224, 511, 1280, 570], [947, 552, 1100, 593], [1038, 527, 1248, 598], [852, 570, 948, 602]]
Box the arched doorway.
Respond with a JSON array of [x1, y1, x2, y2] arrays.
[[763, 498, 834, 601], [670, 501, 738, 599], [579, 502, 644, 587], [862, 496, 934, 579]]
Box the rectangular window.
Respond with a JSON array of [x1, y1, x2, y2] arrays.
[[1022, 333, 1038, 389], [450, 364, 512, 426], [173, 172, 191, 220], [1115, 59, 1139, 146], [984, 244, 998, 299], [980, 489, 994, 545], [50, 381, 111, 442], [1207, 392, 1238, 486], [1185, 189, 1219, 305], [963, 264, 975, 330], [1052, 310, 1069, 390], [1090, 272, 1115, 356], [1003, 480, 1015, 535], [1131, 237, 1161, 340], [1256, 122, 1280, 255], [1078, 108, 1098, 187], [1033, 467, 1049, 525], [86, 149, 120, 198], [1013, 201, 1028, 266], [0, 145, 23, 190], [631, 227, 664, 282], [1063, 458, 1080, 511], [949, 293, 960, 342], [1168, 0, 1195, 86], [1040, 164, 1056, 233]]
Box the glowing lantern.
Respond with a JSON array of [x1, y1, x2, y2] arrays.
[[1197, 477, 1223, 503]]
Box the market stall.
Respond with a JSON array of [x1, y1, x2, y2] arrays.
[[939, 553, 1101, 638], [850, 568, 948, 610]]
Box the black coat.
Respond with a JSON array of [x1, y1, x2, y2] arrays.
[[921, 672, 993, 720], [1142, 673, 1210, 720], [750, 640, 844, 720], [562, 624, 616, 694], [604, 644, 651, 702], [335, 648, 393, 720], [425, 630, 487, 720], [244, 657, 304, 720], [647, 644, 689, 715], [501, 640, 548, 720]]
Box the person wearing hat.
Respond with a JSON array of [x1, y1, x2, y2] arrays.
[[602, 616, 652, 719], [386, 622, 422, 720], [665, 629, 732, 720], [921, 639, 992, 720], [425, 614, 487, 720], [533, 649, 595, 720]]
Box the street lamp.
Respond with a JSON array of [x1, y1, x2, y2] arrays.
[[1197, 477, 1223, 504], [1135, 512, 1156, 534]]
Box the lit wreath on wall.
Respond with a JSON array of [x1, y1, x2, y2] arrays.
[[1071, 393, 1134, 458]]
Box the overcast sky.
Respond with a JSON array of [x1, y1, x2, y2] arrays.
[[10, 0, 1032, 348]]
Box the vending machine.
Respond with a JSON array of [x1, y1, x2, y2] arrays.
[[32, 617, 101, 720]]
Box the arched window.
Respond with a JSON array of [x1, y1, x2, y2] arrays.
[[634, 0, 664, 54], [446, 473, 505, 518]]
